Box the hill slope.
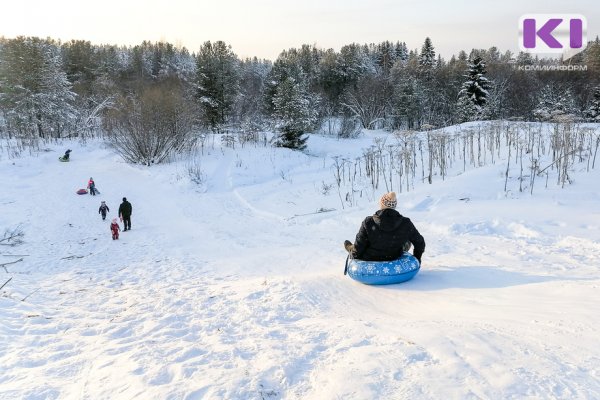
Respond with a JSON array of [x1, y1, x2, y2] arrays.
[[1, 126, 600, 399]]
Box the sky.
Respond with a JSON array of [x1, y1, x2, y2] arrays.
[[1, 0, 598, 60]]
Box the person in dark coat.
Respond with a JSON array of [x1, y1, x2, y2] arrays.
[[62, 149, 72, 160], [118, 197, 133, 231], [344, 192, 425, 263], [98, 201, 110, 220]]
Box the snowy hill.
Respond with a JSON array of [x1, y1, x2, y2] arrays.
[[1, 122, 600, 399]]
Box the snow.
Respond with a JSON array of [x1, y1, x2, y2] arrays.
[[1, 123, 600, 399]]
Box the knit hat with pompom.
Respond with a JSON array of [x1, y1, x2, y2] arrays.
[[379, 192, 397, 209]]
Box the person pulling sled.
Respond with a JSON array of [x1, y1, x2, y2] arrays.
[[88, 177, 97, 196]]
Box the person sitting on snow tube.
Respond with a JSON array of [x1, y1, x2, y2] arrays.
[[344, 192, 425, 264], [59, 149, 72, 161]]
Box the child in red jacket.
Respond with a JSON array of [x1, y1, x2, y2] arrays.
[[110, 218, 121, 240]]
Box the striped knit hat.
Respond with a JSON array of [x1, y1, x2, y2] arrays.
[[379, 192, 397, 209]]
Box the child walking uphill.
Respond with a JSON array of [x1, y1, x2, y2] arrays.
[[98, 201, 110, 220], [110, 218, 121, 240]]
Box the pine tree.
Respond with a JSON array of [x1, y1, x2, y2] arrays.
[[584, 37, 600, 74], [263, 51, 303, 117], [393, 76, 425, 129], [455, 94, 479, 123], [418, 37, 436, 73], [460, 57, 490, 108], [0, 37, 76, 138], [195, 41, 239, 131], [375, 41, 396, 74], [457, 56, 491, 121], [585, 86, 600, 121], [272, 76, 318, 150]]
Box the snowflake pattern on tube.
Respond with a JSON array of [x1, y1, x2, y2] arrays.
[[349, 252, 419, 277]]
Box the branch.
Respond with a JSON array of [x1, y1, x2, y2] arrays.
[[0, 277, 12, 290], [21, 288, 40, 302], [538, 148, 582, 175], [286, 207, 336, 220], [0, 225, 24, 246], [60, 254, 87, 260], [1, 257, 23, 272]]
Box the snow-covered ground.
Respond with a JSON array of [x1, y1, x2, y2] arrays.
[[1, 123, 600, 399]]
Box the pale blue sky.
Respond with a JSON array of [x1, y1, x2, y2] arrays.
[[1, 0, 598, 59]]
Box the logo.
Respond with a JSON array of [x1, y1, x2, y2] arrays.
[[519, 14, 587, 60]]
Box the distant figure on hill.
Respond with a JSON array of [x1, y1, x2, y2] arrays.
[[110, 218, 121, 240], [59, 149, 71, 162], [118, 197, 132, 231], [87, 177, 97, 196], [98, 201, 110, 221], [344, 192, 425, 263]]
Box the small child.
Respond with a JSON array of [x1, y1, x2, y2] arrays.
[[110, 218, 121, 240], [98, 201, 110, 220]]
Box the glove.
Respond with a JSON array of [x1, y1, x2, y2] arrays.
[[344, 240, 353, 253]]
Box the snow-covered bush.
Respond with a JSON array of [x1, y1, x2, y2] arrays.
[[104, 79, 196, 165]]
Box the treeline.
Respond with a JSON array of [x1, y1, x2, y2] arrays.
[[0, 35, 599, 159]]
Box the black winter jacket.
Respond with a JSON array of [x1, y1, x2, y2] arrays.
[[352, 208, 425, 262], [118, 200, 132, 217]]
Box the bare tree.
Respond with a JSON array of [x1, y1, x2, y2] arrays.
[[105, 79, 196, 165], [341, 75, 388, 129]]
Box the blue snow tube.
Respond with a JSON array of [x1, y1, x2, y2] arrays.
[[346, 252, 420, 285]]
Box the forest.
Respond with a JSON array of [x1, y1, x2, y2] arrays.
[[0, 35, 599, 162]]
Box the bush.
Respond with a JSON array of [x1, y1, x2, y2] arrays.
[[105, 79, 196, 165]]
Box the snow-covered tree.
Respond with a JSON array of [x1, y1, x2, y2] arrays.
[[418, 37, 436, 73], [339, 43, 375, 80], [455, 94, 480, 123], [105, 78, 195, 165], [585, 86, 600, 121], [342, 73, 389, 130], [263, 51, 304, 117], [392, 76, 425, 129], [233, 57, 271, 130], [195, 41, 239, 131], [460, 56, 490, 108], [585, 37, 600, 74], [0, 37, 76, 138], [272, 75, 319, 150], [533, 85, 577, 121], [456, 56, 491, 121], [316, 43, 374, 113]]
